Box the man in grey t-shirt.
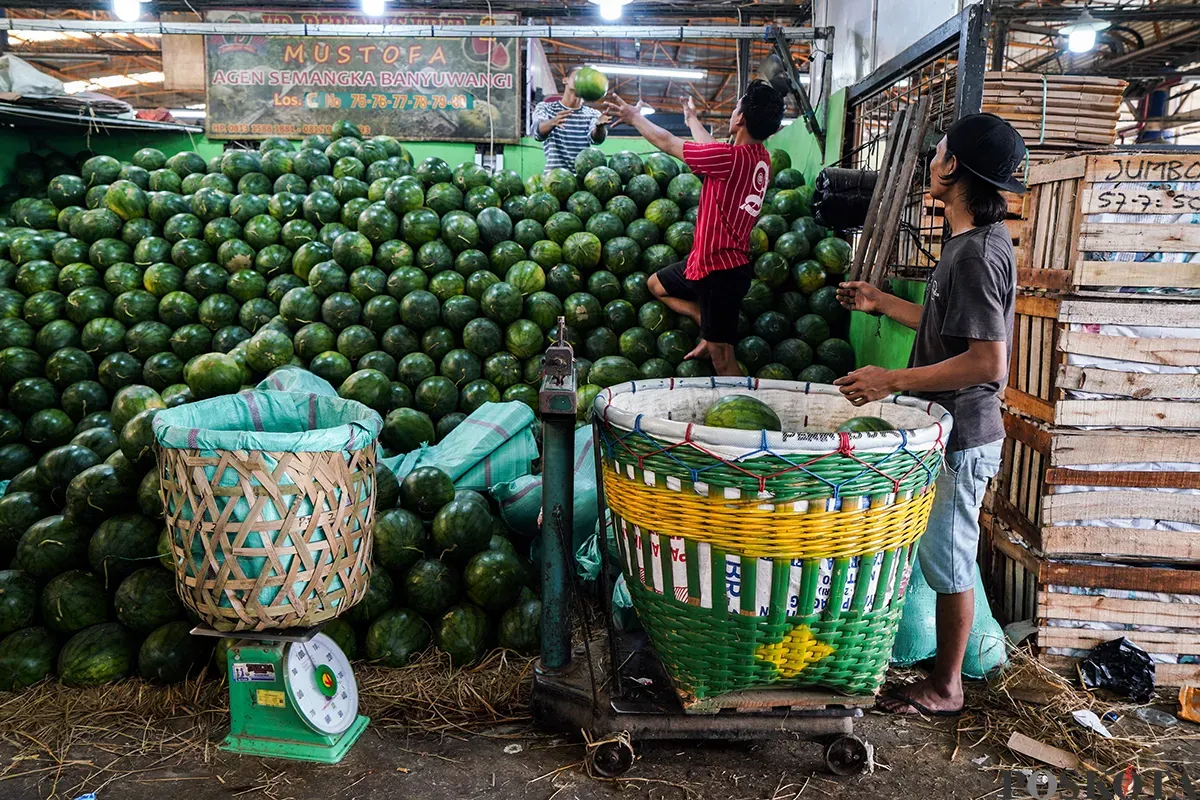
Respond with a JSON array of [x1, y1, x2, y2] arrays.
[[835, 114, 1025, 717]]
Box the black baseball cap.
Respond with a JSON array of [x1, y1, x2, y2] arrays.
[[946, 113, 1027, 194]]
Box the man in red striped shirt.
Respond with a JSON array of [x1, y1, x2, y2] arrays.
[[606, 81, 784, 375]]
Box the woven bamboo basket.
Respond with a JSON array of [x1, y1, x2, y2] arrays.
[[153, 390, 383, 632], [593, 378, 952, 702]]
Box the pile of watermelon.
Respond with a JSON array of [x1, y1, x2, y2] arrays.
[[0, 122, 853, 691]]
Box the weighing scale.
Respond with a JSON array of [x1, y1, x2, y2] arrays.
[[194, 625, 369, 764], [532, 320, 874, 778]]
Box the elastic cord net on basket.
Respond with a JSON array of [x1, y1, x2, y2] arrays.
[[594, 378, 951, 702]]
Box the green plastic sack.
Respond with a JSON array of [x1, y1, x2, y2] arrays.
[[381, 401, 536, 490], [891, 557, 1008, 679], [492, 425, 597, 550]]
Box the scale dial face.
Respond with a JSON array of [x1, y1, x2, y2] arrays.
[[283, 633, 359, 735]]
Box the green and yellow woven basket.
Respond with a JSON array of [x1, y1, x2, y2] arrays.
[[593, 378, 952, 703]]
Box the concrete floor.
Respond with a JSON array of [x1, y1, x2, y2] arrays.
[[0, 711, 1034, 800]]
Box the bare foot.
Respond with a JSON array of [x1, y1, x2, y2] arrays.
[[875, 676, 964, 716], [685, 339, 711, 361]]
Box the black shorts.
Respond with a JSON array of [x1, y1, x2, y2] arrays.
[[654, 261, 751, 345]]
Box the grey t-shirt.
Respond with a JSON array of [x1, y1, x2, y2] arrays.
[[909, 221, 1015, 452]]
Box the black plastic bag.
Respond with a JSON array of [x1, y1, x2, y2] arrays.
[[1079, 637, 1155, 703], [812, 168, 878, 230]]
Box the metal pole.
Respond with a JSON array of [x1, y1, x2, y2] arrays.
[[990, 19, 1008, 72], [539, 415, 575, 671], [955, 3, 989, 117]]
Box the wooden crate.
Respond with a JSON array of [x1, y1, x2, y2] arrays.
[[1018, 150, 1200, 296], [1006, 294, 1200, 428], [983, 521, 1200, 687], [995, 412, 1200, 563]]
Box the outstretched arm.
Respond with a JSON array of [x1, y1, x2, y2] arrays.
[[682, 96, 713, 144], [604, 93, 685, 160]]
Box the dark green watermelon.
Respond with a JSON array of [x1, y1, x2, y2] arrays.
[[139, 620, 210, 683], [0, 569, 37, 636], [58, 622, 137, 686], [15, 515, 90, 580], [114, 567, 183, 632], [0, 627, 58, 691], [366, 608, 431, 666], [40, 569, 109, 634], [436, 604, 489, 666], [400, 465, 456, 517], [463, 549, 524, 611]]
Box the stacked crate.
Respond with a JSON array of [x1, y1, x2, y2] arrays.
[[984, 149, 1200, 686]]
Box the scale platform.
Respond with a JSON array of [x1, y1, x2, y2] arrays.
[[533, 631, 874, 777], [193, 625, 369, 764]]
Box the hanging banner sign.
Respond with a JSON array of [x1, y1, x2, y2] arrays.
[[204, 10, 520, 142]]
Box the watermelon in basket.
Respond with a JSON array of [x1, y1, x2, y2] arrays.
[[592, 377, 951, 703]]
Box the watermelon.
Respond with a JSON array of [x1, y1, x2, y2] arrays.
[[0, 627, 57, 690], [589, 355, 639, 387], [373, 508, 426, 572], [400, 465, 456, 517], [14, 514, 90, 579], [498, 598, 541, 654], [366, 608, 431, 667], [483, 351, 523, 389], [414, 375, 457, 419], [0, 491, 51, 557], [774, 167, 804, 189], [431, 493, 492, 559], [809, 285, 848, 326], [513, 219, 545, 250], [573, 66, 609, 101], [543, 168, 578, 203], [816, 338, 855, 376], [575, 147, 608, 181], [0, 570, 37, 636], [441, 294, 480, 332], [463, 549, 524, 611], [563, 232, 602, 270], [703, 395, 783, 431], [813, 237, 852, 274], [40, 569, 109, 634], [524, 192, 559, 224], [115, 568, 183, 632], [404, 558, 461, 616], [139, 620, 209, 683], [89, 513, 159, 586], [794, 313, 831, 347], [604, 299, 637, 333], [544, 211, 584, 245], [58, 622, 137, 686], [837, 416, 896, 433], [436, 604, 489, 666]]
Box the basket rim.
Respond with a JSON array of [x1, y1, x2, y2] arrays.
[[593, 378, 952, 455]]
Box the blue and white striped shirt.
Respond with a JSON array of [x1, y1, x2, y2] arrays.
[[529, 100, 603, 173]]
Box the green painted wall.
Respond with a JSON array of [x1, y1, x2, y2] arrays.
[[406, 142, 478, 171], [849, 280, 926, 370]]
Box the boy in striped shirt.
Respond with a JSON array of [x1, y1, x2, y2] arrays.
[[606, 81, 784, 375], [529, 67, 612, 173]]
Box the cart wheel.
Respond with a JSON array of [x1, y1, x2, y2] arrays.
[[824, 735, 872, 776], [589, 738, 635, 778]]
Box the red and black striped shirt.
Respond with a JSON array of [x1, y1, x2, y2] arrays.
[[682, 141, 771, 280]]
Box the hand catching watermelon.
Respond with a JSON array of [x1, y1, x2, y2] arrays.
[[834, 365, 898, 406]]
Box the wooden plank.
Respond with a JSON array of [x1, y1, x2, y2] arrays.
[[1057, 364, 1200, 399], [684, 688, 876, 714], [1039, 592, 1200, 627], [1002, 411, 1052, 453], [988, 518, 1042, 575], [1055, 399, 1200, 428], [1057, 330, 1200, 367], [1017, 267, 1071, 292], [993, 494, 1045, 552], [1045, 467, 1200, 489], [1042, 491, 1200, 526], [1040, 656, 1200, 687], [1002, 388, 1055, 423], [1083, 153, 1200, 184], [1057, 298, 1200, 326], [1078, 223, 1200, 253], [1050, 429, 1200, 466], [1038, 628, 1200, 656], [1039, 560, 1200, 594], [1037, 526, 1200, 561], [1075, 260, 1200, 289], [1015, 294, 1059, 319], [1081, 186, 1200, 216], [1006, 732, 1081, 771]]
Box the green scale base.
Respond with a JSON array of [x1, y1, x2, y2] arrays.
[[221, 714, 369, 764]]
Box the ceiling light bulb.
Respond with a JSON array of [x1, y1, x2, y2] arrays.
[[361, 0, 386, 17], [639, 104, 655, 116], [112, 0, 142, 23], [599, 0, 623, 21], [1067, 27, 1097, 53]]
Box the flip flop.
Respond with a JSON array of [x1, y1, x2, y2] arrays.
[[876, 691, 965, 718]]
